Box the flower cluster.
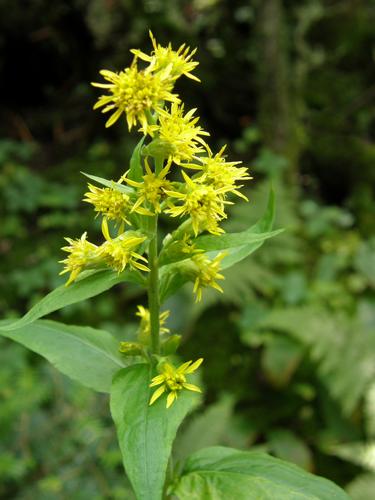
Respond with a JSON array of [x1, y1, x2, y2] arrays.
[[149, 358, 203, 408], [61, 33, 252, 407]]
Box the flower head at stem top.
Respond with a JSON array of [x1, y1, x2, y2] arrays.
[[165, 171, 231, 236], [59, 232, 99, 286], [149, 358, 203, 408], [192, 252, 226, 302], [131, 31, 200, 82], [92, 63, 179, 131]]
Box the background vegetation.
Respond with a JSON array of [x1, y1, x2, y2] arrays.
[[1, 1, 374, 498]]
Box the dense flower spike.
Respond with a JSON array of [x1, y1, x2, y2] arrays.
[[132, 31, 200, 82], [59, 232, 99, 285], [165, 171, 230, 235], [149, 358, 203, 408], [61, 34, 252, 406], [191, 253, 226, 302], [92, 65, 179, 130]]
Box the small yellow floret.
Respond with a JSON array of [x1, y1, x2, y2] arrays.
[[132, 31, 200, 82], [192, 252, 226, 302], [165, 171, 230, 236], [59, 232, 98, 285], [97, 232, 149, 274], [122, 159, 173, 214], [149, 358, 203, 408], [92, 64, 179, 130], [136, 305, 170, 342], [83, 184, 132, 224], [194, 146, 252, 200], [143, 103, 209, 163]]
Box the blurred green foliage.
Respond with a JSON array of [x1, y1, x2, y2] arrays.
[[1, 0, 375, 498]]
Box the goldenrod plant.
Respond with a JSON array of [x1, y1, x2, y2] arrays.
[[0, 33, 349, 499]]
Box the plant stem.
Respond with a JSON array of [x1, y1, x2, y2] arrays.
[[148, 215, 160, 354]]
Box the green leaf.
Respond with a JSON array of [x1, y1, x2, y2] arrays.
[[346, 472, 375, 500], [174, 396, 234, 463], [159, 262, 192, 304], [158, 189, 278, 302], [267, 429, 313, 471], [221, 187, 276, 270], [81, 172, 134, 194], [195, 228, 283, 252], [1, 269, 144, 332], [128, 137, 145, 182], [0, 320, 126, 392], [110, 364, 200, 500], [173, 446, 349, 499]]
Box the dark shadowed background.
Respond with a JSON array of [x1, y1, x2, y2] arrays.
[[1, 1, 375, 498]]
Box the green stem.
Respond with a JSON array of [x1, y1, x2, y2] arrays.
[[148, 215, 160, 354]]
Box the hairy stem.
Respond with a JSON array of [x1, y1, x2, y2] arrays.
[[148, 215, 160, 354]]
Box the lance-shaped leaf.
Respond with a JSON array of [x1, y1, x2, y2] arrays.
[[0, 319, 126, 392], [128, 136, 145, 182], [173, 446, 350, 499], [159, 189, 278, 302], [81, 172, 134, 194], [111, 364, 200, 500], [0, 269, 144, 332], [220, 187, 276, 270]]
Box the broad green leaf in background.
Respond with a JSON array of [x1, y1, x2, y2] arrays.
[[173, 396, 234, 463], [0, 319, 126, 392], [256, 306, 375, 415], [346, 473, 375, 500], [267, 429, 314, 471], [128, 137, 145, 182], [261, 336, 305, 388], [1, 269, 144, 332], [81, 172, 134, 194], [173, 446, 350, 499], [110, 364, 200, 500]]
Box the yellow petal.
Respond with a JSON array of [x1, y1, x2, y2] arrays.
[[101, 218, 111, 241], [166, 391, 177, 408], [183, 383, 202, 393], [149, 385, 166, 405], [184, 358, 203, 374]]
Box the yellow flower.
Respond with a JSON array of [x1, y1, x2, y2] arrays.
[[136, 305, 170, 341], [122, 159, 173, 214], [143, 103, 210, 163], [97, 224, 149, 273], [165, 171, 231, 236], [92, 64, 179, 130], [59, 232, 98, 286], [132, 31, 200, 82], [149, 358, 203, 408], [193, 145, 252, 200], [192, 252, 226, 302], [83, 184, 132, 224]]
